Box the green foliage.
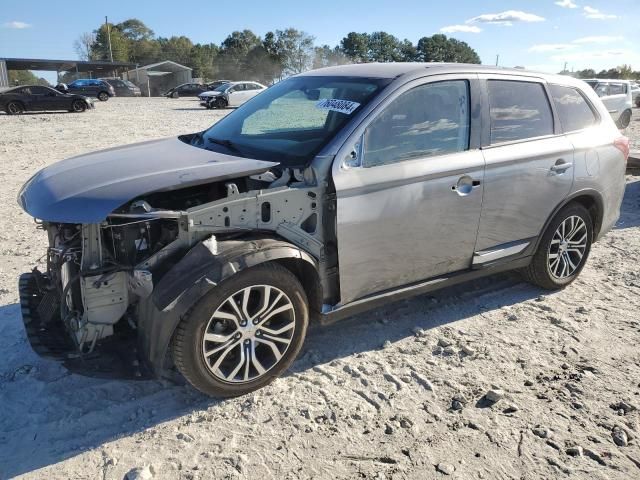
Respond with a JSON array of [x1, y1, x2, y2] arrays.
[[8, 70, 50, 86], [76, 19, 482, 83], [416, 34, 480, 63]]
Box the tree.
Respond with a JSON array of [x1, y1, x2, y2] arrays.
[[416, 34, 480, 63], [274, 28, 315, 75], [74, 32, 96, 60], [575, 68, 596, 78], [618, 64, 633, 79], [313, 45, 349, 69], [116, 19, 154, 42], [91, 23, 129, 61], [366, 31, 403, 62], [8, 70, 49, 86], [218, 30, 262, 79], [158, 36, 194, 66], [340, 32, 369, 62]]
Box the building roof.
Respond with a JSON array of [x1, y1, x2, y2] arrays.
[[127, 60, 192, 73], [0, 58, 137, 72]]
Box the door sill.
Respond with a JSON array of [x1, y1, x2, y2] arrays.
[[320, 256, 531, 325]]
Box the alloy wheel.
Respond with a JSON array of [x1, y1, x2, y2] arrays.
[[547, 215, 588, 279], [202, 285, 296, 383]]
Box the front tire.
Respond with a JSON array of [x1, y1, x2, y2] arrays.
[[214, 97, 227, 109], [171, 263, 309, 397], [71, 100, 87, 112], [522, 203, 593, 290], [6, 101, 24, 115], [97, 92, 109, 101]]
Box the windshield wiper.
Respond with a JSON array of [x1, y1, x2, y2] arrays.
[[207, 137, 242, 154]]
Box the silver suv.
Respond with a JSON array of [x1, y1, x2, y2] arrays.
[[17, 63, 628, 397]]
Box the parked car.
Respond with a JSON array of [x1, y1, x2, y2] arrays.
[[163, 83, 208, 98], [199, 81, 267, 109], [100, 77, 142, 97], [206, 80, 232, 90], [17, 64, 627, 397], [631, 82, 640, 108], [57, 79, 115, 101], [584, 79, 633, 128], [1, 85, 94, 114]]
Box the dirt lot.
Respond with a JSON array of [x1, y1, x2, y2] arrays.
[[0, 98, 639, 480]]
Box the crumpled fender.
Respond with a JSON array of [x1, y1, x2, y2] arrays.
[[138, 235, 318, 374]]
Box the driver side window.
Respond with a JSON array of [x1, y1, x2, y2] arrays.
[[362, 80, 470, 167]]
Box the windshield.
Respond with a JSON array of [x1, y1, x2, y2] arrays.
[[123, 80, 137, 88], [213, 83, 230, 92], [192, 75, 391, 166]]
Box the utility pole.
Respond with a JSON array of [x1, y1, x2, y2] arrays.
[[105, 16, 113, 63], [495, 54, 499, 66]]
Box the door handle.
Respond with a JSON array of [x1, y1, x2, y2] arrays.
[[452, 175, 480, 196], [550, 160, 573, 173]]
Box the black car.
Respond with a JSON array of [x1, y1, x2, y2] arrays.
[[100, 78, 141, 97], [59, 79, 115, 101], [0, 85, 94, 115], [163, 83, 208, 98]]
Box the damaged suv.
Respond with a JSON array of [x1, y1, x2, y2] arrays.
[[18, 63, 627, 397]]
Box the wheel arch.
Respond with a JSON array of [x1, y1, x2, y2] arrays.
[[139, 235, 321, 374], [535, 189, 604, 251]]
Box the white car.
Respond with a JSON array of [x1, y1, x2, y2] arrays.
[[199, 81, 267, 109], [584, 79, 633, 128]]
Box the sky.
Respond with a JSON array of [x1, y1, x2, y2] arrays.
[[1, 0, 639, 83]]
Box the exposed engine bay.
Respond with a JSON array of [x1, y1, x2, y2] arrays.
[[27, 166, 331, 363]]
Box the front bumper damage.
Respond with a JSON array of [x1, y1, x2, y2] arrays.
[[18, 271, 148, 379]]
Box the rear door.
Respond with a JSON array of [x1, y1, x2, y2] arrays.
[[333, 75, 485, 304], [606, 82, 630, 117], [475, 76, 574, 258]]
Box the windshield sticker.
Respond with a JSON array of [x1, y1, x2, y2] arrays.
[[315, 98, 360, 115]]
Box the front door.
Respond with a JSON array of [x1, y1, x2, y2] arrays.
[[475, 77, 574, 254], [333, 77, 485, 304]]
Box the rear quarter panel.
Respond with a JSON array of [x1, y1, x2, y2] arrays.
[[565, 81, 626, 239]]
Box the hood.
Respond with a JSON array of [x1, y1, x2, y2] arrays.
[[18, 137, 278, 223], [200, 91, 224, 98]]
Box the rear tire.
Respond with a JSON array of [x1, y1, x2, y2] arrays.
[[171, 263, 309, 397], [97, 92, 109, 101], [6, 101, 24, 115], [522, 203, 593, 290]]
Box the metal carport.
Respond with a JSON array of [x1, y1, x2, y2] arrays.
[[0, 58, 137, 87]]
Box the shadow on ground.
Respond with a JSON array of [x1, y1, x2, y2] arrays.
[[0, 179, 638, 478]]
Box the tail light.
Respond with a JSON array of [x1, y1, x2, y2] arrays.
[[614, 136, 630, 163]]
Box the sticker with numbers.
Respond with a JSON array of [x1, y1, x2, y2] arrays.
[[315, 98, 361, 115]]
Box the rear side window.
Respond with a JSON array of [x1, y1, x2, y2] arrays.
[[609, 83, 626, 95], [488, 80, 554, 144], [550, 85, 597, 132]]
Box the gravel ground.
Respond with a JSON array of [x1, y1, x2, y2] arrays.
[[0, 98, 639, 480]]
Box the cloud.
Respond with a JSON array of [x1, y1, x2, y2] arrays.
[[572, 35, 623, 44], [555, 0, 578, 8], [466, 10, 545, 26], [583, 6, 617, 19], [440, 25, 482, 34], [529, 44, 577, 53], [2, 21, 31, 29], [550, 49, 628, 62]]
